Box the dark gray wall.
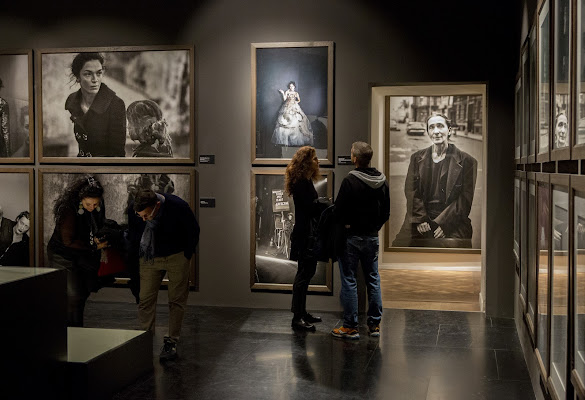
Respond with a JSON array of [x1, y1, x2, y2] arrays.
[[0, 0, 521, 317]]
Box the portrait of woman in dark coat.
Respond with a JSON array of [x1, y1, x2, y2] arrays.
[[65, 52, 126, 157], [393, 113, 478, 248]]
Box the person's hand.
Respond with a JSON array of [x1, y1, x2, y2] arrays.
[[417, 222, 431, 234], [95, 238, 109, 250], [278, 89, 284, 95], [433, 226, 445, 238], [553, 229, 562, 242]]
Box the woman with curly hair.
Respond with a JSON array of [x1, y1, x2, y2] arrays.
[[285, 146, 321, 331], [47, 176, 108, 326]]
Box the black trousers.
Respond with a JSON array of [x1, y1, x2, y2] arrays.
[[291, 256, 317, 319], [48, 249, 97, 327]]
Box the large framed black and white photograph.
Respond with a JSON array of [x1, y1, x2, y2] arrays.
[[39, 168, 197, 288], [383, 84, 486, 253], [251, 168, 333, 292], [0, 168, 34, 267], [0, 51, 34, 162], [37, 46, 194, 163], [252, 42, 334, 166]]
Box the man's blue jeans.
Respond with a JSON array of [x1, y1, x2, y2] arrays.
[[338, 235, 383, 328]]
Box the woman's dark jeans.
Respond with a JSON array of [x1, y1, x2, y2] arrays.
[[291, 256, 317, 319]]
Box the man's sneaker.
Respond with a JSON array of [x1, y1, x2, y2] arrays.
[[368, 325, 380, 337], [160, 338, 177, 361], [331, 326, 360, 339]]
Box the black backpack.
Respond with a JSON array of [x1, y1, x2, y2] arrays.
[[307, 197, 337, 262]]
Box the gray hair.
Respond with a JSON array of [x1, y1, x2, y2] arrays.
[[351, 141, 373, 167]]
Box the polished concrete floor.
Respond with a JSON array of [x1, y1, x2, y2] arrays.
[[83, 301, 534, 400]]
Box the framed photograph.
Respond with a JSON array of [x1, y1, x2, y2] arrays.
[[516, 76, 522, 162], [36, 45, 194, 163], [383, 84, 486, 253], [0, 168, 34, 267], [551, 0, 571, 160], [0, 51, 34, 162], [537, 0, 551, 162], [39, 167, 198, 288], [250, 168, 333, 292], [529, 26, 537, 163], [251, 42, 334, 166], [570, 176, 585, 395], [574, 0, 585, 158]]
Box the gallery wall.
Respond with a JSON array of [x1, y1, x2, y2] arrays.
[[0, 0, 521, 317]]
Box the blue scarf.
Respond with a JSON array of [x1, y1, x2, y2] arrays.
[[139, 194, 165, 262]]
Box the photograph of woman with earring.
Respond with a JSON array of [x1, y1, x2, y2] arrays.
[[47, 176, 108, 327]]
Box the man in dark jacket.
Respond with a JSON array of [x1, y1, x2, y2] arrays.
[[331, 142, 390, 339], [128, 188, 200, 361]]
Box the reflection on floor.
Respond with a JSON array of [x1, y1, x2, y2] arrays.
[[381, 269, 481, 312], [83, 301, 533, 399]]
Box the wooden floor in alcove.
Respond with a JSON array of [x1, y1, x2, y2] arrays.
[[380, 269, 482, 312]]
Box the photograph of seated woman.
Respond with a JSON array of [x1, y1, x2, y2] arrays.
[[393, 113, 478, 248], [127, 99, 173, 157], [47, 176, 108, 327], [0, 211, 30, 266], [272, 81, 314, 147], [285, 145, 322, 331], [65, 52, 126, 157]]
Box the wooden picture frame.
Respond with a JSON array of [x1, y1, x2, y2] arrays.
[[250, 168, 333, 292], [382, 83, 486, 253], [36, 45, 195, 163], [251, 41, 334, 166], [0, 50, 34, 163], [0, 168, 34, 267], [537, 0, 552, 162], [38, 167, 198, 289]]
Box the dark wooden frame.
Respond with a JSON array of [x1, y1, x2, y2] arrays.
[[534, 172, 552, 384], [36, 45, 195, 164], [0, 50, 34, 163], [570, 175, 585, 400], [547, 174, 572, 400], [537, 0, 553, 163], [251, 41, 334, 166], [38, 167, 198, 289], [250, 168, 333, 292]]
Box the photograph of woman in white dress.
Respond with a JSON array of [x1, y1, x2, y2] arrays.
[[271, 81, 314, 147]]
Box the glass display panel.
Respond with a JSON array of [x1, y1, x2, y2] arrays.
[[537, 182, 550, 371], [539, 1, 551, 155], [515, 178, 521, 261], [574, 191, 585, 382], [577, 0, 585, 145], [521, 178, 528, 303], [553, 0, 570, 150], [529, 181, 537, 323], [530, 30, 537, 156], [550, 186, 569, 397]]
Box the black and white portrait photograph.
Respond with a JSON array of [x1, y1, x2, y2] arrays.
[[37, 46, 194, 163], [252, 42, 334, 165], [385, 86, 485, 252], [39, 168, 196, 286], [251, 169, 333, 292], [0, 169, 33, 267], [0, 51, 33, 162]]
